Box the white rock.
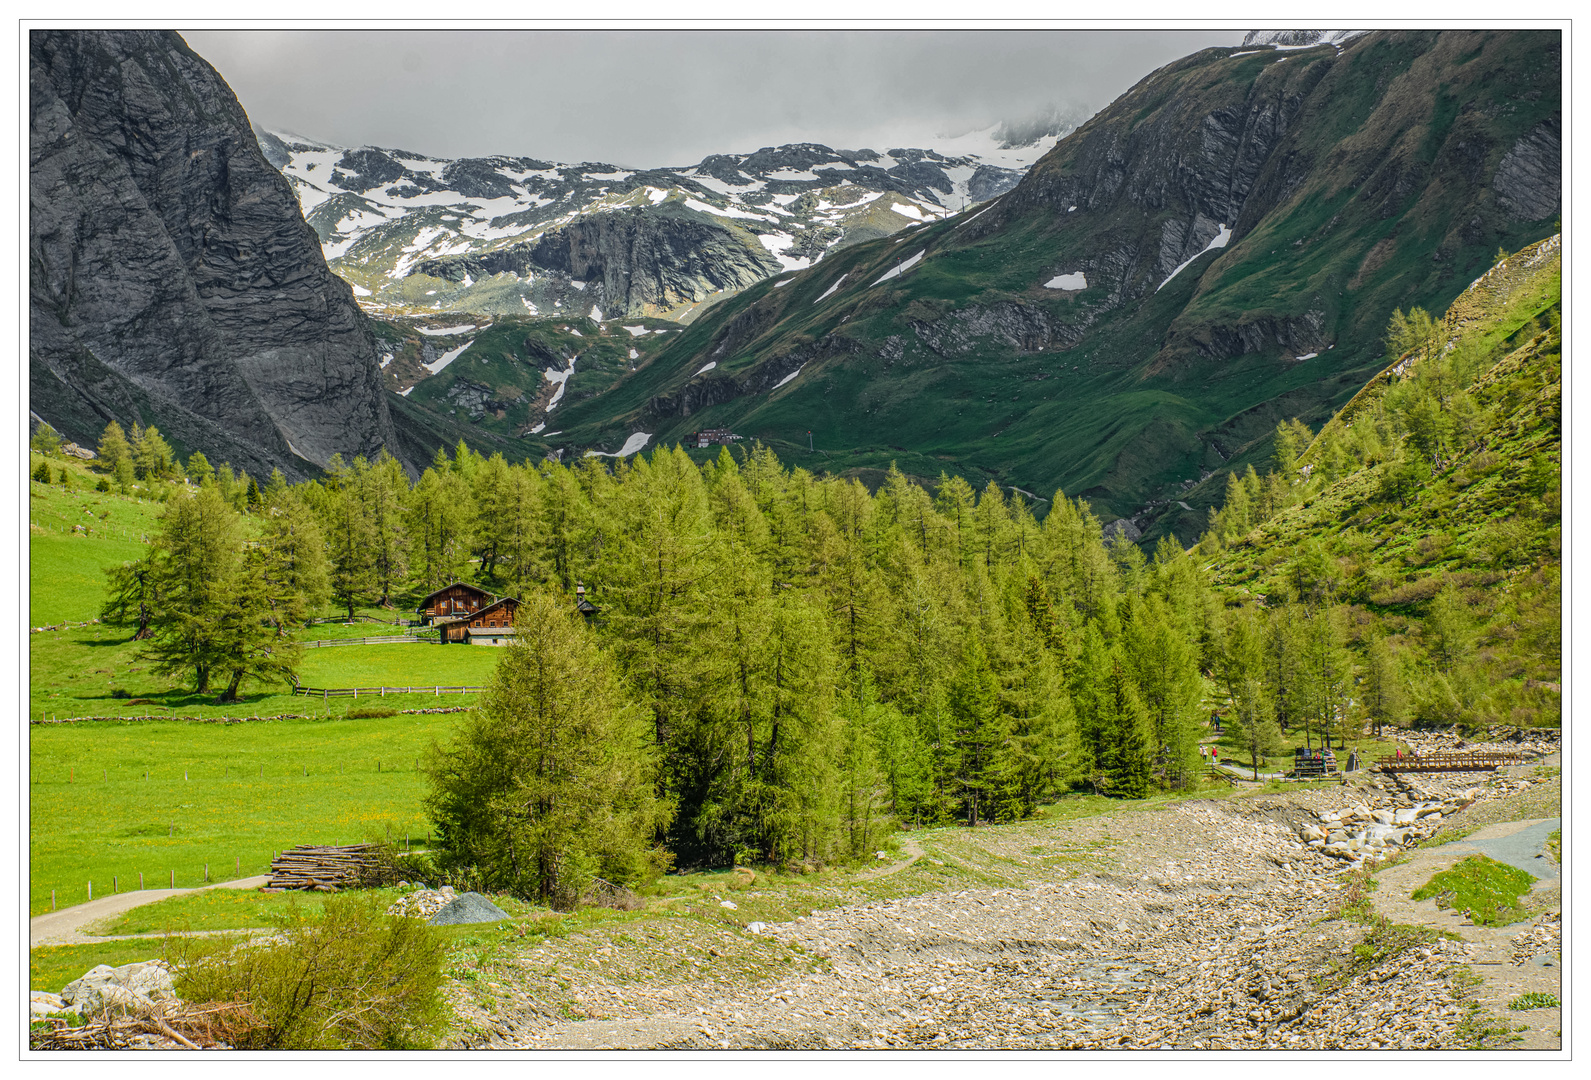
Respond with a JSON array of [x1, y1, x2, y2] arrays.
[[720, 900, 738, 910], [747, 922, 768, 934], [30, 992, 64, 1019], [1394, 808, 1418, 825]]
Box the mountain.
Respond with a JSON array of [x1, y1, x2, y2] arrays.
[[28, 30, 398, 480], [534, 30, 1559, 542], [267, 132, 1057, 323]]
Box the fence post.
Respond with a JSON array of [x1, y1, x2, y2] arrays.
[[88, 881, 92, 901], [52, 890, 55, 911], [139, 872, 144, 890], [113, 876, 117, 893], [170, 870, 174, 888]]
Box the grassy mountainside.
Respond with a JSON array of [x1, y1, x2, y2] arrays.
[[541, 30, 1559, 533], [1202, 235, 1560, 728]]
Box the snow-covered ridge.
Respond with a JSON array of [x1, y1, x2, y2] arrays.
[[269, 127, 1049, 319]]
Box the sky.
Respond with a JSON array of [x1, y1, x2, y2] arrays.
[[181, 29, 1245, 167]]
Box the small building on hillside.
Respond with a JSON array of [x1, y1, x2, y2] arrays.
[[417, 582, 495, 625], [691, 428, 742, 449], [439, 597, 521, 645], [575, 583, 597, 619]]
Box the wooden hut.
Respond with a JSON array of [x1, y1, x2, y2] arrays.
[[442, 597, 521, 645], [417, 582, 495, 625]]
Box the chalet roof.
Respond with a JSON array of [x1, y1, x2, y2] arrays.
[[416, 581, 495, 609]]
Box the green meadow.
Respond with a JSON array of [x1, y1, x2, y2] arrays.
[[30, 712, 462, 916], [28, 467, 513, 917]]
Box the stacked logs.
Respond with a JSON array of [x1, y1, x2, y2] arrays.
[[262, 844, 385, 892]]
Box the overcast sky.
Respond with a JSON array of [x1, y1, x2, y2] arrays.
[[181, 29, 1244, 166]]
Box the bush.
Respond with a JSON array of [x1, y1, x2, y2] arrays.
[[169, 892, 449, 1049], [32, 461, 51, 484], [346, 706, 399, 719]]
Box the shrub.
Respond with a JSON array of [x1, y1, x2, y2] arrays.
[[169, 892, 449, 1049], [1509, 992, 1559, 1010], [346, 706, 399, 719], [32, 461, 51, 484]]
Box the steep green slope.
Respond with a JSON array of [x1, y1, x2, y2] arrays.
[[545, 30, 1559, 533], [1203, 235, 1560, 728]]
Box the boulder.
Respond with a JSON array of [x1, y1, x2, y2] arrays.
[[1416, 804, 1445, 818], [30, 991, 64, 1019], [59, 960, 174, 1018], [1299, 824, 1325, 842], [1327, 830, 1348, 845], [1371, 810, 1395, 825], [1394, 808, 1419, 825], [426, 891, 510, 926]]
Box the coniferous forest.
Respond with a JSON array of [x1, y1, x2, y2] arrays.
[[84, 238, 1560, 900]]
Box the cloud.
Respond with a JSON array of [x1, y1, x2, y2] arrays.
[[184, 29, 1243, 166]]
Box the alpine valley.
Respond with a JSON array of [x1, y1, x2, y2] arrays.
[[31, 29, 1560, 543]]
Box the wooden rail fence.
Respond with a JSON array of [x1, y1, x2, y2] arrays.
[[291, 684, 485, 698], [301, 634, 437, 648]]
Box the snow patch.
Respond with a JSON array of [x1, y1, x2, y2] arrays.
[[417, 324, 477, 336], [543, 356, 578, 411], [684, 197, 778, 222], [1295, 352, 1319, 361], [521, 297, 540, 315], [585, 432, 653, 458], [569, 280, 587, 291], [693, 361, 717, 377], [424, 340, 473, 375], [771, 365, 804, 391], [530, 422, 546, 434], [1044, 272, 1087, 290], [590, 305, 604, 321], [569, 328, 583, 337], [872, 251, 925, 286], [379, 353, 394, 369], [773, 278, 792, 287], [1157, 224, 1233, 292], [623, 325, 649, 337], [815, 274, 848, 303], [629, 348, 639, 360], [352, 283, 372, 296]]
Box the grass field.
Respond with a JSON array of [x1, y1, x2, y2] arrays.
[[28, 711, 495, 916], [28, 458, 167, 625], [31, 627, 502, 723]]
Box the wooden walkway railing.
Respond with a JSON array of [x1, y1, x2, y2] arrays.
[[1376, 751, 1529, 773]]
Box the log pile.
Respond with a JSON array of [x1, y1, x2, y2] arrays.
[[263, 844, 386, 892]]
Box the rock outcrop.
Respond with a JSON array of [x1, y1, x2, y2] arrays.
[[29, 30, 397, 478], [415, 207, 782, 318]]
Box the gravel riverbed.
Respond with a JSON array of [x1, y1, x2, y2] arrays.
[[449, 761, 1559, 1051]]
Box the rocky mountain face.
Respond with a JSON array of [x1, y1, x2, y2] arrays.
[[29, 30, 398, 479], [268, 132, 1049, 322], [543, 30, 1560, 543]]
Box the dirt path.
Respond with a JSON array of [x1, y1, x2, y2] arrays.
[[454, 779, 1550, 1051], [857, 837, 924, 881], [29, 876, 271, 948]]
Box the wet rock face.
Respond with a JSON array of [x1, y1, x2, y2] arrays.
[[29, 30, 395, 477]]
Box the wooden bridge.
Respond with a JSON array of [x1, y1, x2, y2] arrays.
[[1375, 751, 1530, 773]]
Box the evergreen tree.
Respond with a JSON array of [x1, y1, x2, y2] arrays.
[[186, 451, 214, 487], [325, 482, 378, 619], [1361, 633, 1408, 738], [426, 590, 666, 907], [946, 644, 1008, 826], [96, 420, 132, 475], [1229, 678, 1284, 781], [139, 486, 243, 693], [835, 670, 890, 858], [133, 425, 177, 481], [1100, 656, 1155, 799], [405, 463, 475, 591], [358, 454, 412, 607], [1121, 596, 1204, 790]]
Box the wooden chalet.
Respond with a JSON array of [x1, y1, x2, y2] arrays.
[[440, 597, 521, 645], [690, 428, 742, 449], [418, 581, 495, 625]]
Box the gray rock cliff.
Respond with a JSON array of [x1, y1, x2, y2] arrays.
[[30, 30, 397, 478]]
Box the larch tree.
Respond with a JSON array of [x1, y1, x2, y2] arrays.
[[426, 590, 666, 907]]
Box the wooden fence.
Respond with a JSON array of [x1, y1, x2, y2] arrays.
[[305, 615, 420, 627], [302, 634, 437, 648], [291, 684, 485, 699]]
